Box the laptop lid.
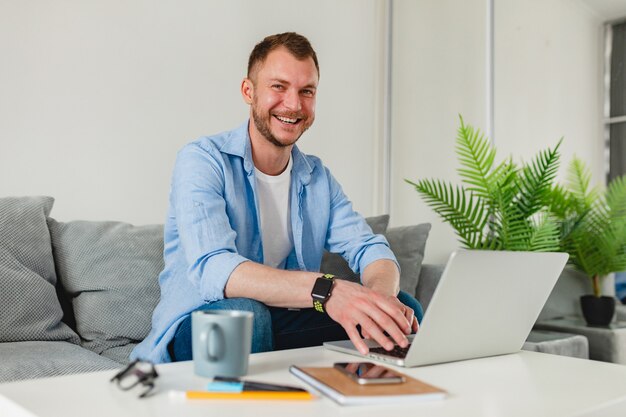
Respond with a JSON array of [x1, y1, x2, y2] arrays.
[[324, 250, 568, 367]]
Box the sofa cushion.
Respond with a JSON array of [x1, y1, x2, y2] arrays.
[[0, 196, 79, 344], [386, 223, 431, 294], [415, 263, 445, 310], [0, 341, 120, 383], [321, 219, 431, 296], [100, 343, 137, 365], [48, 219, 163, 357], [320, 215, 390, 281]]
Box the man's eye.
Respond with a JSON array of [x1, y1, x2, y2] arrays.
[[272, 84, 284, 90], [302, 89, 315, 97]]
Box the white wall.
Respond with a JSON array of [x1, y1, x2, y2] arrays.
[[0, 0, 386, 224], [390, 0, 607, 263], [494, 0, 605, 184], [1, 0, 613, 265], [391, 0, 489, 263]]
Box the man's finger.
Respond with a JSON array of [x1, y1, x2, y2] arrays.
[[399, 305, 413, 333], [375, 297, 412, 334], [367, 301, 410, 347], [345, 326, 369, 355], [358, 314, 396, 351]]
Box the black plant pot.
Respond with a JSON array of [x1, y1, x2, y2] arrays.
[[580, 295, 615, 326]]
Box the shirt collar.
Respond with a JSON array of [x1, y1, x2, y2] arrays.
[[219, 120, 314, 186]]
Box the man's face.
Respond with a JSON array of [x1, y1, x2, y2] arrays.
[[244, 47, 318, 148]]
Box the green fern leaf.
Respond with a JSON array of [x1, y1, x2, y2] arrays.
[[455, 115, 496, 200], [527, 215, 560, 252], [517, 140, 561, 217], [405, 178, 487, 248], [406, 116, 564, 255]]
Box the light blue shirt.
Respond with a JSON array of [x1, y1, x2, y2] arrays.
[[131, 121, 397, 363]]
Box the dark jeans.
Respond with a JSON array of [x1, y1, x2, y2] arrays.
[[168, 290, 423, 361]]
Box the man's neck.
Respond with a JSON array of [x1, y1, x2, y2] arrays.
[[249, 126, 292, 176]]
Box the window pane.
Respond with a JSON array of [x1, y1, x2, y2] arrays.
[[611, 22, 626, 118], [610, 22, 626, 182], [610, 123, 626, 182]]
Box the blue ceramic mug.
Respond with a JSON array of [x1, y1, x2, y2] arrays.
[[191, 310, 253, 378]]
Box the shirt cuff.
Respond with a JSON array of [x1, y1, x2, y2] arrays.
[[356, 243, 401, 277], [199, 252, 250, 302]]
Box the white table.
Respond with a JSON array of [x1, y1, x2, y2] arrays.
[[2, 347, 626, 417]]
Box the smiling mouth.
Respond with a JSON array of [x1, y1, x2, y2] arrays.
[[274, 115, 302, 125]]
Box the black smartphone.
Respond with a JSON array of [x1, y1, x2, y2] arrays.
[[333, 362, 405, 385]]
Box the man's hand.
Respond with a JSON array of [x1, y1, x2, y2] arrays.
[[360, 296, 419, 341], [324, 279, 417, 355]]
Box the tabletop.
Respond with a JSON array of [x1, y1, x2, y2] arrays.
[[2, 347, 626, 417]]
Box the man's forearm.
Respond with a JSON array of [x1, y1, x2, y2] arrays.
[[224, 261, 320, 308], [225, 258, 400, 306], [227, 258, 411, 355], [360, 259, 400, 296]]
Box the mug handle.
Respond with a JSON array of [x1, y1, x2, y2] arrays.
[[199, 323, 223, 362]]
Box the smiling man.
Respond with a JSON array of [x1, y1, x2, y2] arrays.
[[131, 33, 423, 363]]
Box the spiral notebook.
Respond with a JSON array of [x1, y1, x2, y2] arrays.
[[289, 365, 446, 406]]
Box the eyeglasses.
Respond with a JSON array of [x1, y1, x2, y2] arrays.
[[110, 360, 159, 398]]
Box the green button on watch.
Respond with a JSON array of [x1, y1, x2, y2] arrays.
[[311, 273, 335, 313]]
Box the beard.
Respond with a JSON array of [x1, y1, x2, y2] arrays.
[[251, 101, 311, 148]]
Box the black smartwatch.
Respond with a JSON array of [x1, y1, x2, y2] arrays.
[[311, 273, 335, 313]]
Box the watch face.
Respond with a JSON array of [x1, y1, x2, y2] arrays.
[[312, 277, 334, 298]]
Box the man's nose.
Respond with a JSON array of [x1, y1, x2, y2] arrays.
[[283, 89, 301, 111]]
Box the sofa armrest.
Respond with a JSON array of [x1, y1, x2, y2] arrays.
[[523, 330, 589, 359], [616, 304, 626, 321], [415, 263, 445, 312]]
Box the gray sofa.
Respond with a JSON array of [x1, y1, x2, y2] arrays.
[[0, 196, 588, 384]]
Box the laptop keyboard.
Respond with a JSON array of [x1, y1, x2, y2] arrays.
[[369, 343, 412, 359]]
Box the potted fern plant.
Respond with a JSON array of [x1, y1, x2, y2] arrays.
[[550, 158, 626, 325], [406, 116, 562, 252]]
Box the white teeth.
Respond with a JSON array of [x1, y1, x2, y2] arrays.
[[276, 115, 298, 124]]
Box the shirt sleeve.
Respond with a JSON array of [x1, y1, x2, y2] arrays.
[[323, 167, 400, 276], [170, 144, 249, 302]]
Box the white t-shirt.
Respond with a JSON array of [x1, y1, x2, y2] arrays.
[[254, 156, 293, 269]]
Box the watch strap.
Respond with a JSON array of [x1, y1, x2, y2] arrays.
[[312, 274, 335, 313]]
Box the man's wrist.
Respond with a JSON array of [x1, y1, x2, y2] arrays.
[[311, 274, 335, 313], [363, 276, 399, 297], [367, 285, 398, 298]]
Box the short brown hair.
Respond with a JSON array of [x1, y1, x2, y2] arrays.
[[247, 32, 319, 80]]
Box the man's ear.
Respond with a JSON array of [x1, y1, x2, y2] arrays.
[[241, 78, 254, 105]]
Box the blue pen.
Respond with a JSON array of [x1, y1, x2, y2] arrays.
[[213, 376, 306, 392]]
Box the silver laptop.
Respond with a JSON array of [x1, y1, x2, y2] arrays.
[[324, 250, 568, 367]]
